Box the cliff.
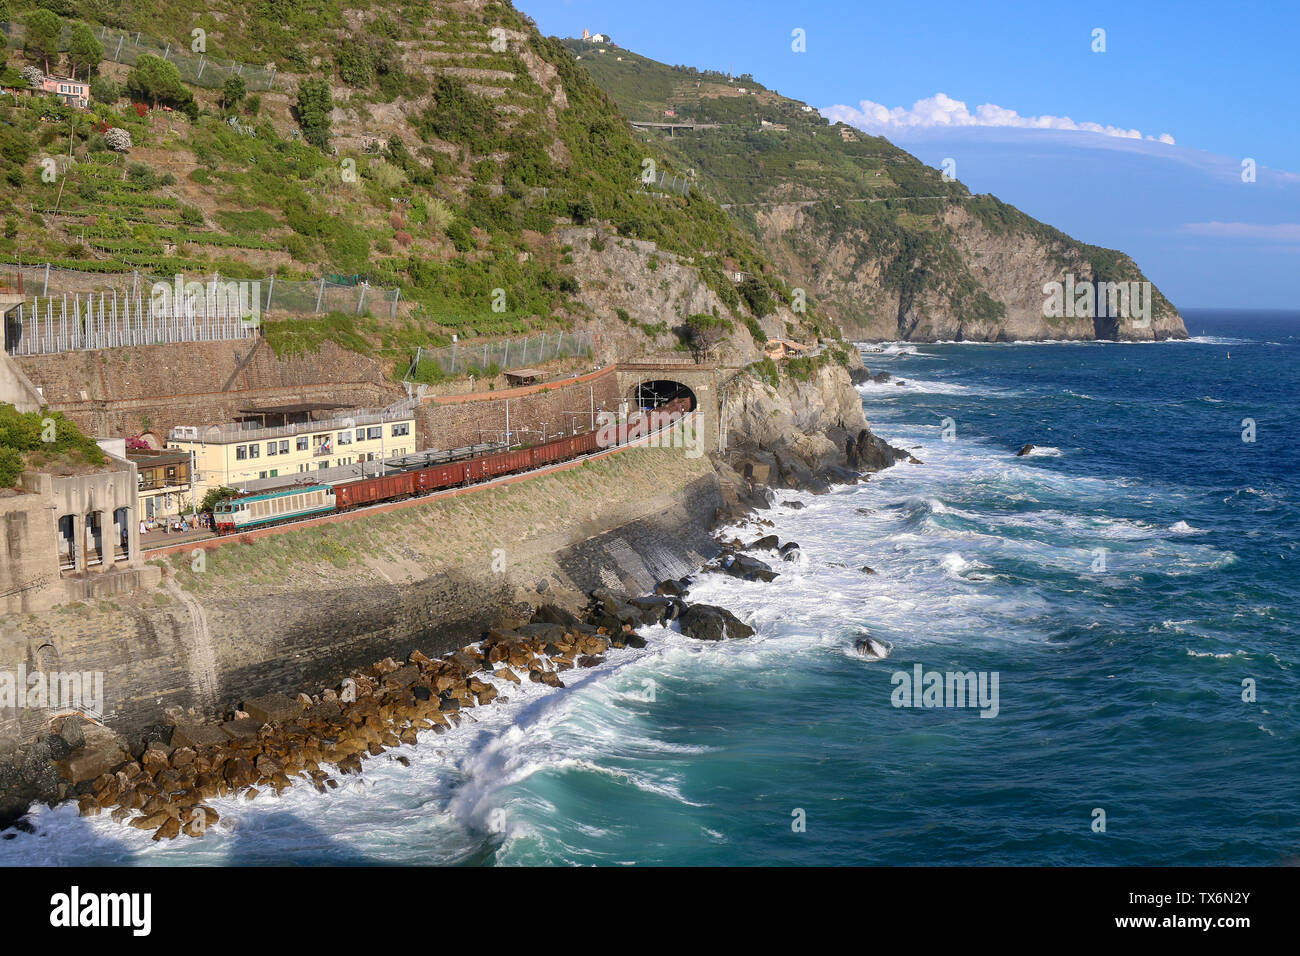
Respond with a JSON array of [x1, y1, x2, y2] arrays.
[[564, 41, 1187, 343]]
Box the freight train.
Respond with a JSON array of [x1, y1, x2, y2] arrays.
[[212, 397, 693, 534]]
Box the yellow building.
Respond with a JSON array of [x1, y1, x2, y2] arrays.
[[167, 405, 417, 496], [127, 449, 195, 522]]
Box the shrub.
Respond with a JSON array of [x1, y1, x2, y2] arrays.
[[295, 78, 333, 150], [0, 446, 22, 488]]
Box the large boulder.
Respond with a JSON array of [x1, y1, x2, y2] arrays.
[[242, 693, 304, 725], [679, 604, 755, 642], [719, 553, 779, 583]]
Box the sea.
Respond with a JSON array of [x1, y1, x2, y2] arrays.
[[3, 308, 1297, 866]]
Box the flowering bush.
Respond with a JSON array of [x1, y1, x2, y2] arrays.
[[104, 127, 132, 152]]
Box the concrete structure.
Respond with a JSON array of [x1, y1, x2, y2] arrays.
[[1, 293, 43, 413], [2, 455, 158, 615], [616, 361, 721, 454], [167, 404, 417, 495]]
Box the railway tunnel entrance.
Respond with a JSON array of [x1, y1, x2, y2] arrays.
[[629, 379, 697, 414]]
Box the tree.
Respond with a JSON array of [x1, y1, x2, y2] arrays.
[[220, 75, 246, 112], [23, 9, 61, 74], [126, 54, 188, 110], [680, 313, 732, 363], [67, 23, 103, 79], [738, 274, 776, 317], [295, 77, 333, 150], [200, 486, 238, 513]]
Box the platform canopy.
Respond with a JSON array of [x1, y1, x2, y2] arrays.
[[503, 368, 546, 386]]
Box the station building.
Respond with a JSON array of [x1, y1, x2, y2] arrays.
[[165, 403, 418, 495]]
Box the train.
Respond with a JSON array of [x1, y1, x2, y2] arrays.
[[213, 396, 693, 534]]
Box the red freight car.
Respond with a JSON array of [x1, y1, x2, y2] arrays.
[[530, 435, 580, 467], [413, 462, 467, 493], [476, 448, 532, 479], [333, 470, 416, 510]]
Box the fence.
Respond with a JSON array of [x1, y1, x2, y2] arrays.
[[642, 170, 691, 197], [0, 20, 277, 92], [4, 285, 257, 355], [407, 331, 594, 380], [0, 263, 403, 321]]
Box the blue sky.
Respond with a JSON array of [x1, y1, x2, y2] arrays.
[[517, 0, 1300, 309]]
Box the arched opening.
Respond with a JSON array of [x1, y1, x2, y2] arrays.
[[629, 380, 696, 414], [84, 511, 103, 568], [57, 514, 76, 573], [113, 507, 131, 562]]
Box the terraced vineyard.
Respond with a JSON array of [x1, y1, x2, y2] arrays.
[[1, 0, 823, 362]]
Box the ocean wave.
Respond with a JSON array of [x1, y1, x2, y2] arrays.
[[855, 377, 984, 396], [1021, 445, 1063, 457], [1185, 335, 1254, 345], [1169, 520, 1198, 534]]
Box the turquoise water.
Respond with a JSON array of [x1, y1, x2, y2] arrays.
[[4, 310, 1297, 865]]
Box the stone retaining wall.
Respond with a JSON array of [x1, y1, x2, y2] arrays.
[[0, 446, 721, 744]]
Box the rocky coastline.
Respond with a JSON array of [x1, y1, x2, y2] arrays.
[[2, 361, 904, 838]]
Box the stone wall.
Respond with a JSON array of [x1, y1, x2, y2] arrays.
[[13, 338, 402, 440], [418, 367, 622, 449], [0, 492, 60, 615], [0, 445, 721, 743]]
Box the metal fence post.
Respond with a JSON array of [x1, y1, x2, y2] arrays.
[[391, 287, 400, 318], [314, 277, 325, 313], [264, 274, 274, 311], [42, 262, 50, 296], [356, 282, 367, 315]]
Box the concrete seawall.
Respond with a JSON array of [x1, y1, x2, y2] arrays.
[[0, 446, 721, 744]]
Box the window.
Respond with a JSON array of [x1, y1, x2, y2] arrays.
[[297, 436, 309, 452], [259, 471, 267, 480], [391, 422, 410, 437], [318, 462, 328, 470], [249, 444, 260, 459], [267, 442, 278, 456], [236, 445, 248, 461], [338, 430, 353, 445], [269, 470, 278, 478], [280, 440, 290, 455], [367, 426, 382, 440]]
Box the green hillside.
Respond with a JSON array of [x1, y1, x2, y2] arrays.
[[0, 1, 835, 371], [561, 38, 1178, 334]]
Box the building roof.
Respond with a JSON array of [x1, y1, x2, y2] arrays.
[[236, 402, 349, 416], [127, 450, 191, 467]]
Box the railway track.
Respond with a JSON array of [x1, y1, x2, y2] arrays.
[[141, 411, 697, 555]]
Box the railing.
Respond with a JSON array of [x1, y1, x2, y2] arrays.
[[169, 399, 417, 445], [5, 287, 257, 355], [407, 331, 594, 381], [0, 19, 278, 92]]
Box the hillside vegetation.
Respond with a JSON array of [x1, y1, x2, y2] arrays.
[[564, 39, 1185, 341], [0, 0, 838, 372]]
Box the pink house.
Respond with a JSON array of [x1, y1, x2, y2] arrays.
[[41, 76, 89, 109]]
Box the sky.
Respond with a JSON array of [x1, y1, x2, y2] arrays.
[[517, 0, 1300, 310]]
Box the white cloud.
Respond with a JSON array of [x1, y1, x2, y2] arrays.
[[1182, 222, 1300, 241], [823, 92, 1176, 145]]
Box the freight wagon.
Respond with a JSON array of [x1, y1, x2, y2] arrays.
[[210, 408, 694, 534], [333, 471, 417, 510]]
